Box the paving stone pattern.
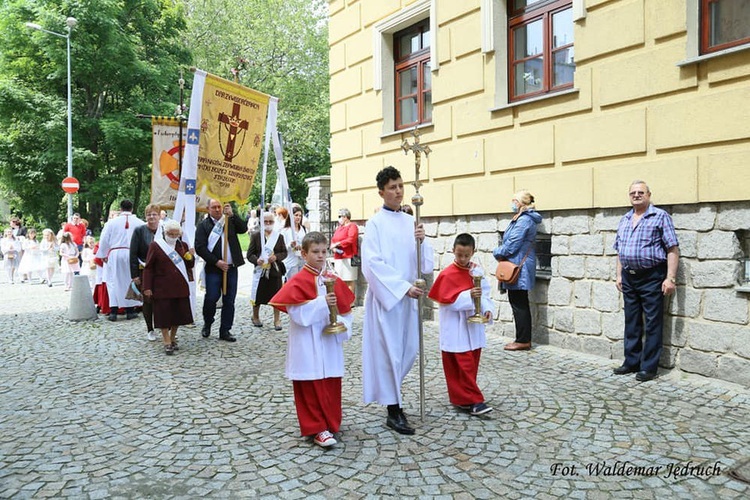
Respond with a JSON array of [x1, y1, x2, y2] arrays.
[[1, 275, 749, 499]]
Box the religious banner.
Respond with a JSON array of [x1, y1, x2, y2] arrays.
[[150, 117, 187, 209], [192, 73, 270, 203]]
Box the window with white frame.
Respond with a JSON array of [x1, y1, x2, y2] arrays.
[[394, 19, 432, 130], [508, 0, 575, 102], [701, 0, 750, 54], [373, 0, 437, 136], [482, 0, 582, 108]]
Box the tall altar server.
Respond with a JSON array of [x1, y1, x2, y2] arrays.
[[361, 166, 434, 435]]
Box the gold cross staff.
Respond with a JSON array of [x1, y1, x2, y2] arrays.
[[400, 126, 431, 421], [401, 128, 431, 198]]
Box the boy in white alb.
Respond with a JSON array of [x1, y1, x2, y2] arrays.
[[428, 233, 494, 416], [270, 232, 355, 448]]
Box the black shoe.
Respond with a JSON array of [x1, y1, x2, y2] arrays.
[[219, 331, 236, 342], [201, 325, 211, 338], [126, 312, 138, 320], [386, 413, 415, 435], [470, 402, 494, 416], [107, 312, 117, 322], [636, 371, 657, 382], [613, 364, 638, 375]]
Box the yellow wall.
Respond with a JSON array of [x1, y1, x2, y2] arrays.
[[328, 0, 750, 219]]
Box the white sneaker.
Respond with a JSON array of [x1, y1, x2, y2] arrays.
[[313, 430, 337, 448], [147, 330, 157, 341]]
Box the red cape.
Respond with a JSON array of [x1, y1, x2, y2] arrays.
[[428, 262, 474, 304], [92, 243, 105, 267], [270, 265, 355, 314]]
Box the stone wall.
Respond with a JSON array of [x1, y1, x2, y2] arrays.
[[414, 202, 750, 387]]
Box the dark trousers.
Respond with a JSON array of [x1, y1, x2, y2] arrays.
[[507, 289, 532, 343], [203, 267, 238, 333], [621, 265, 666, 374], [142, 299, 154, 332]]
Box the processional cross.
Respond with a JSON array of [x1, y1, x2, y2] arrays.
[[401, 126, 431, 421]]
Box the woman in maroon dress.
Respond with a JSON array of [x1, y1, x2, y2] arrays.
[[142, 220, 195, 355]]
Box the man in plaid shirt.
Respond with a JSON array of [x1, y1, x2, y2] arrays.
[[613, 180, 680, 382]]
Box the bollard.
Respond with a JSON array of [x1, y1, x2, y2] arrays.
[[68, 274, 98, 321]]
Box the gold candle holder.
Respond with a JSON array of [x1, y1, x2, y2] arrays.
[[323, 278, 347, 335], [468, 275, 489, 324]]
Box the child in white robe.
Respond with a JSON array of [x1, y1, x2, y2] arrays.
[[428, 233, 494, 416], [269, 232, 354, 448]]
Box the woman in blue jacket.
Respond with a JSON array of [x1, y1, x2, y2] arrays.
[[493, 190, 542, 351]]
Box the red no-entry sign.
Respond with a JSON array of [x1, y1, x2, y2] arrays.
[[61, 176, 80, 194]]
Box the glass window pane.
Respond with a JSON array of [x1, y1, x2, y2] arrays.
[[399, 97, 418, 126], [552, 47, 575, 87], [708, 0, 750, 48], [424, 91, 432, 121], [411, 33, 421, 53], [422, 29, 431, 48], [513, 0, 546, 11], [399, 67, 418, 97], [423, 62, 431, 90], [513, 19, 543, 60], [513, 57, 544, 97], [399, 33, 421, 57], [552, 8, 574, 48]]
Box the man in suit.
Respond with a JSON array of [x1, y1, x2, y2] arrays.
[[195, 198, 248, 342]]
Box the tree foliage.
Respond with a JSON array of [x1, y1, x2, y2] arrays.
[[184, 0, 330, 209], [0, 0, 191, 230], [0, 0, 330, 229]]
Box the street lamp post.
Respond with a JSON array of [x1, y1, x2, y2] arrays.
[[26, 17, 78, 220]]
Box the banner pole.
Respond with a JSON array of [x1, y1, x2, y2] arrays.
[[222, 211, 229, 296]]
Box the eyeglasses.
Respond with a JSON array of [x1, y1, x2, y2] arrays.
[[629, 191, 647, 197], [263, 221, 274, 225]]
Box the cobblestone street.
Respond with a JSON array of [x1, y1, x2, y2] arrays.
[[1, 274, 749, 499]]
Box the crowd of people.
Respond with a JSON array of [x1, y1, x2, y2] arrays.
[[1, 173, 678, 451], [0, 214, 94, 289]]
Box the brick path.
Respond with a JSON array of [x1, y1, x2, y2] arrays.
[[1, 272, 749, 498]]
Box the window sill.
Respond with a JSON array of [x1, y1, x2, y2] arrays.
[[489, 88, 579, 112], [380, 122, 434, 140], [677, 44, 750, 67], [536, 272, 552, 281], [736, 285, 750, 294]]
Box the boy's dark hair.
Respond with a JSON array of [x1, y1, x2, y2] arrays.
[[376, 166, 401, 190], [301, 231, 328, 252], [453, 233, 476, 250], [120, 199, 133, 211]]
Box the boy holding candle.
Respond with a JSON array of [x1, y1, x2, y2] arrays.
[[270, 232, 355, 447], [428, 233, 494, 416]]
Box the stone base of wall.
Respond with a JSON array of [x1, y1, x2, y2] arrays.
[[404, 202, 750, 387]]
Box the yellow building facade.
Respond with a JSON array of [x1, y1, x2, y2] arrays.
[[329, 0, 750, 215], [328, 0, 750, 385]]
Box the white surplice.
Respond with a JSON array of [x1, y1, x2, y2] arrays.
[[437, 277, 493, 353], [96, 211, 144, 308], [286, 281, 352, 381], [361, 208, 434, 406]]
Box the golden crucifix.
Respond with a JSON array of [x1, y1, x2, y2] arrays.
[[401, 126, 431, 421]]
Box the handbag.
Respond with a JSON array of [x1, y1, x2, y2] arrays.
[[495, 246, 532, 285], [67, 257, 79, 265], [495, 260, 521, 284], [125, 281, 143, 301]]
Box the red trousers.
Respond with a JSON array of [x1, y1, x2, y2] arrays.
[[93, 283, 111, 315], [292, 378, 342, 436], [442, 349, 484, 406]]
